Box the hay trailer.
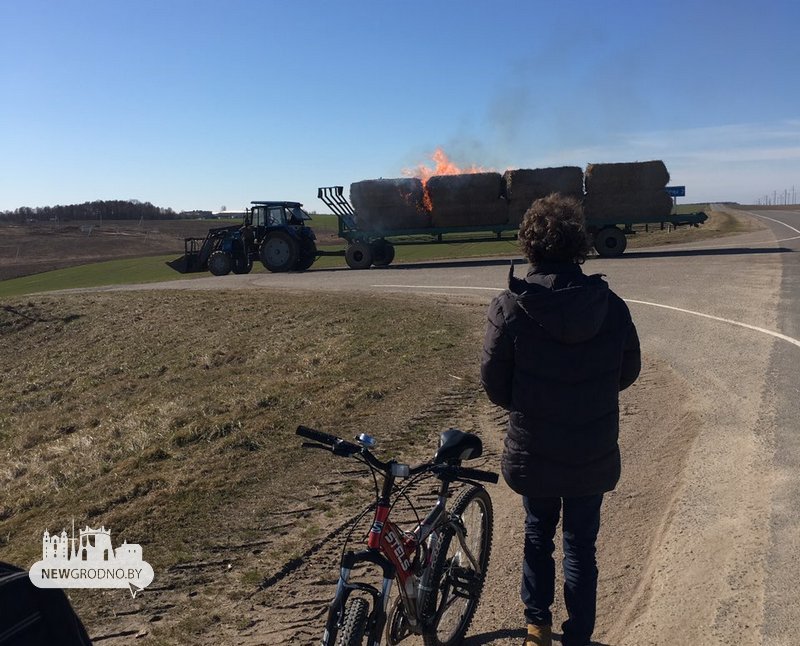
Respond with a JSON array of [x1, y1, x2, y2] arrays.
[[318, 185, 520, 269], [181, 201, 319, 275], [319, 178, 707, 265]]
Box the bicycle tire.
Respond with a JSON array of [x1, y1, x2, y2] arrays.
[[337, 596, 369, 646], [421, 485, 493, 646]]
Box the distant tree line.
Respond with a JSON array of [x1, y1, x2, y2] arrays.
[[0, 199, 180, 224]]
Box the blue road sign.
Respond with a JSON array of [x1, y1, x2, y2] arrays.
[[666, 186, 686, 197]]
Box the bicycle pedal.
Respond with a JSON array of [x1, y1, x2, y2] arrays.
[[447, 566, 482, 598]]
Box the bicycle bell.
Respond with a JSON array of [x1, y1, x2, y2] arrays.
[[356, 433, 377, 448]]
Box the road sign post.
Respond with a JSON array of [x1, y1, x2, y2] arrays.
[[666, 186, 686, 214]]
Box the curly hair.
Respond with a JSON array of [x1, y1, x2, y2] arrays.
[[518, 193, 590, 265]]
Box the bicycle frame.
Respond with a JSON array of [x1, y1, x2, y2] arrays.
[[322, 471, 454, 645]]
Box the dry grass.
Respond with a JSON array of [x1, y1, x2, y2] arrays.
[[0, 221, 194, 281], [0, 290, 482, 637], [625, 207, 762, 249]]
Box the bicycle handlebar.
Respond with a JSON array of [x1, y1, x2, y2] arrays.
[[296, 425, 499, 484], [296, 425, 339, 446]]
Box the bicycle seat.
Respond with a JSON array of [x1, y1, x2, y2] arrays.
[[433, 428, 483, 464]]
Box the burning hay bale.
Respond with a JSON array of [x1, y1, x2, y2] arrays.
[[503, 167, 584, 226], [426, 172, 508, 227], [583, 160, 672, 221], [350, 178, 430, 231]]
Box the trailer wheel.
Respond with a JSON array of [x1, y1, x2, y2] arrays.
[[594, 226, 627, 257], [231, 256, 253, 274], [345, 242, 373, 270], [372, 241, 395, 267], [295, 238, 317, 272], [261, 232, 299, 272], [208, 251, 232, 276]]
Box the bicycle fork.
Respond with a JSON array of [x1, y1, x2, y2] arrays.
[[321, 549, 395, 646]]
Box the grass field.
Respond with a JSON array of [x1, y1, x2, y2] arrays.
[[0, 290, 484, 641], [0, 204, 759, 299]]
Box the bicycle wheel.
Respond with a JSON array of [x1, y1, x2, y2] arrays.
[[422, 485, 493, 646], [337, 596, 369, 645]]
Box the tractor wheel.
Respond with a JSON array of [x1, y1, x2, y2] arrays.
[[345, 241, 373, 270], [593, 226, 627, 257], [260, 232, 299, 272], [208, 251, 232, 276], [371, 240, 395, 267], [231, 255, 253, 275], [295, 238, 317, 272]]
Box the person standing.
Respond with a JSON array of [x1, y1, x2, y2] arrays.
[[481, 194, 641, 646]]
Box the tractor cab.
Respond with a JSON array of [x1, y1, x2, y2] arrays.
[[248, 201, 311, 231]]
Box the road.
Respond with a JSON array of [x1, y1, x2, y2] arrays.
[[106, 208, 800, 644]]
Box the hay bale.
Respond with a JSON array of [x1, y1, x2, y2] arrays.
[[583, 190, 673, 222], [584, 160, 670, 195], [350, 178, 430, 231], [426, 173, 508, 227], [504, 167, 584, 226]]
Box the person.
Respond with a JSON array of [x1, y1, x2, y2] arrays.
[[480, 194, 641, 646]]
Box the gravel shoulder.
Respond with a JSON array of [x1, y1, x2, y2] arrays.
[[207, 354, 696, 646]]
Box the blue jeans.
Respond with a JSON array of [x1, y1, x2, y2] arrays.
[[521, 494, 603, 646]]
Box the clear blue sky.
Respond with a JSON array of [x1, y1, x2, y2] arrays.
[[2, 0, 800, 212]]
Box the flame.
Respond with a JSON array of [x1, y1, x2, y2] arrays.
[[403, 148, 488, 210], [403, 148, 486, 182]]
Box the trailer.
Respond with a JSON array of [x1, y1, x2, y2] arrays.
[[318, 185, 707, 267]]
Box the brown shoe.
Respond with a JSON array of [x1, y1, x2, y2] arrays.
[[524, 623, 552, 646]]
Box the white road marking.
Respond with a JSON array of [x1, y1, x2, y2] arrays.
[[374, 284, 502, 292], [749, 212, 800, 235], [372, 285, 800, 349], [624, 299, 800, 348]]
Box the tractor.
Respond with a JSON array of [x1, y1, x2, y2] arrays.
[[180, 201, 318, 275]]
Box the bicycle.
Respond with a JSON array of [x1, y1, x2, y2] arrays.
[[295, 424, 498, 646]]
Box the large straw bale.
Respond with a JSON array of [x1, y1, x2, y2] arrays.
[[426, 173, 508, 227], [504, 167, 584, 225], [584, 160, 670, 195], [584, 190, 673, 222], [350, 178, 430, 231]]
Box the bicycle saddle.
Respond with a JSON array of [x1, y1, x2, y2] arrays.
[[433, 428, 483, 464]]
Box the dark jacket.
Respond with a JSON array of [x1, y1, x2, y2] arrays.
[[481, 262, 640, 498]]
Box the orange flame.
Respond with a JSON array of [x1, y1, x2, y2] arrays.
[[403, 148, 488, 210], [403, 148, 487, 182]]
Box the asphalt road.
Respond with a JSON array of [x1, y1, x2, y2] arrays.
[[110, 208, 800, 644]]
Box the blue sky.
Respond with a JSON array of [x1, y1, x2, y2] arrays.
[[2, 0, 799, 212]]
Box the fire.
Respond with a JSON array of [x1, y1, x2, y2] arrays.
[[403, 148, 488, 210], [403, 148, 486, 183]]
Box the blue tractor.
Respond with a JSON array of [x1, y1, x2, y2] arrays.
[[181, 201, 318, 275]]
